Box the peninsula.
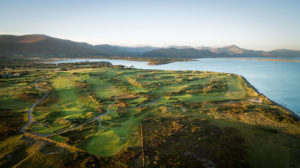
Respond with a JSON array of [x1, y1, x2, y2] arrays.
[[0, 62, 299, 168]]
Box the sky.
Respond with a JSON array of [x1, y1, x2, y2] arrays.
[[0, 0, 300, 50]]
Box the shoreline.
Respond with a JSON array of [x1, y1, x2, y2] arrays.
[[37, 58, 300, 119], [241, 76, 300, 119], [227, 57, 300, 62], [41, 57, 192, 65]]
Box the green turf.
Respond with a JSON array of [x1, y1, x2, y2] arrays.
[[1, 66, 299, 168]]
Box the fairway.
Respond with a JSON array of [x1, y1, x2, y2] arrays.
[[85, 130, 124, 156]]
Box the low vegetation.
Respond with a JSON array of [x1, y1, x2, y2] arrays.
[[0, 62, 299, 168]]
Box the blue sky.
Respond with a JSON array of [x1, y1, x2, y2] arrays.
[[0, 0, 299, 50]]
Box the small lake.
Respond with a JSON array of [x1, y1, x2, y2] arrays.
[[50, 58, 300, 116]]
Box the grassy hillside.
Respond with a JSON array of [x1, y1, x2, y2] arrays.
[[0, 64, 299, 168], [0, 35, 109, 58]]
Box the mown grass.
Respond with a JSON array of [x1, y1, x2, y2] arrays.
[[52, 76, 81, 116]]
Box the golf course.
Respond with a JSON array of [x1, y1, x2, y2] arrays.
[[0, 62, 299, 168]]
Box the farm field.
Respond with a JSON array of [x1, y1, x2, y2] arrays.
[[0, 63, 299, 168]]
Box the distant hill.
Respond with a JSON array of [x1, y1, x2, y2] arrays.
[[0, 34, 109, 58], [0, 34, 299, 60], [143, 45, 300, 59], [269, 49, 300, 57], [143, 48, 219, 58], [208, 45, 271, 57], [210, 45, 245, 55], [202, 45, 300, 58], [95, 44, 156, 57]]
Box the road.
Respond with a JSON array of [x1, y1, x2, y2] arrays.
[[20, 80, 49, 134], [21, 80, 162, 138]]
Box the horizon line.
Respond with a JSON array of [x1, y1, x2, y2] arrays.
[[1, 33, 300, 52]]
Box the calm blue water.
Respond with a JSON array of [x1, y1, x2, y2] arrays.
[[50, 58, 300, 116]]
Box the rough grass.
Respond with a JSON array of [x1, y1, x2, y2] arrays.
[[209, 118, 300, 168], [1, 67, 299, 167]]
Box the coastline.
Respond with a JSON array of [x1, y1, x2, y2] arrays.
[[42, 57, 192, 65], [241, 76, 300, 119], [227, 58, 300, 62], [38, 58, 300, 119]]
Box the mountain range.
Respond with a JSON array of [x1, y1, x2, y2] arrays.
[[1, 34, 300, 59]]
